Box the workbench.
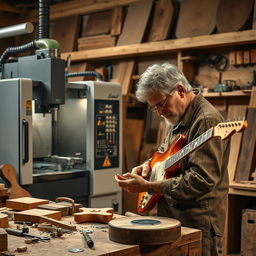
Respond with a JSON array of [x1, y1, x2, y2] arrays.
[[5, 216, 201, 256]]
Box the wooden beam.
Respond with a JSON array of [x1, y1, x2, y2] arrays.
[[0, 3, 25, 14], [0, 13, 21, 27], [62, 29, 256, 62], [26, 0, 141, 23]]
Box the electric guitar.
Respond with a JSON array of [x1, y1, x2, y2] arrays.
[[137, 120, 248, 214]]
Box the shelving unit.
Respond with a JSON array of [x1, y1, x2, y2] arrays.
[[61, 29, 256, 62]]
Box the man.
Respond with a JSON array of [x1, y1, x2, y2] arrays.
[[115, 63, 230, 256]]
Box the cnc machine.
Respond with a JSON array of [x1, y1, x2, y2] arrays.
[[0, 0, 122, 212]]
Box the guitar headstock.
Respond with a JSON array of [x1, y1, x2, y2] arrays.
[[213, 120, 248, 140]]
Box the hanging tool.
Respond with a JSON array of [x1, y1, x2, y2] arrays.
[[81, 229, 94, 248], [5, 227, 50, 240]]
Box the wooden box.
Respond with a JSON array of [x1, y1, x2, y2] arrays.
[[0, 228, 7, 252], [241, 209, 256, 256]]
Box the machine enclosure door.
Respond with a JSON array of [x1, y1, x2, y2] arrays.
[[0, 78, 33, 184]]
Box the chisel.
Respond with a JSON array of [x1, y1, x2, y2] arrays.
[[5, 228, 50, 240]]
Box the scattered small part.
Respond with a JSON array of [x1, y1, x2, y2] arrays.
[[91, 224, 108, 229], [24, 239, 32, 244], [68, 248, 84, 253], [24, 237, 39, 244], [16, 246, 27, 253], [83, 229, 93, 234], [22, 227, 29, 234], [14, 221, 33, 226]]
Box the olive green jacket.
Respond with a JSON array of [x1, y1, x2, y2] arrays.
[[159, 93, 230, 237]]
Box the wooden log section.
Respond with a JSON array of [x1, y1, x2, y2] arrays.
[[109, 216, 181, 245]]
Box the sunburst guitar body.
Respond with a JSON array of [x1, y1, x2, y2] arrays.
[[137, 120, 248, 214]]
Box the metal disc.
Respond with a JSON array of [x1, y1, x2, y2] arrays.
[[68, 248, 85, 253]]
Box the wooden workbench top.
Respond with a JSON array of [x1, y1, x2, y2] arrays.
[[6, 215, 201, 256]]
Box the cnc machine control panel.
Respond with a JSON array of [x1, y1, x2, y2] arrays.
[[94, 100, 119, 170]]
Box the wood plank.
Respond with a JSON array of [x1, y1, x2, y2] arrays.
[[6, 197, 49, 211], [116, 60, 135, 95], [117, 0, 153, 46], [111, 7, 124, 36], [0, 2, 25, 14], [227, 105, 247, 183], [147, 0, 175, 42], [78, 34, 116, 51], [243, 50, 250, 64], [62, 30, 256, 62], [251, 49, 256, 64], [51, 15, 80, 53], [229, 51, 236, 65], [0, 214, 8, 228], [123, 119, 144, 214], [26, 0, 141, 23], [14, 209, 62, 223], [236, 50, 243, 65], [249, 86, 256, 107], [83, 10, 111, 36], [176, 0, 219, 38], [37, 203, 70, 216], [253, 0, 256, 29], [235, 108, 256, 182]]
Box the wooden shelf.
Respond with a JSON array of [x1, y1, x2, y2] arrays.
[[61, 30, 256, 62], [202, 90, 252, 98]]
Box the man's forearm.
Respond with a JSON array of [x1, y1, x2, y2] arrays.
[[148, 181, 163, 193]]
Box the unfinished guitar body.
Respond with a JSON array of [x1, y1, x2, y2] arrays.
[[74, 207, 114, 223], [0, 164, 31, 199]]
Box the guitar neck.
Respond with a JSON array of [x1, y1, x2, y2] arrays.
[[165, 127, 213, 169]]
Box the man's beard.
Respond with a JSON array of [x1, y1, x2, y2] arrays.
[[163, 114, 180, 126]]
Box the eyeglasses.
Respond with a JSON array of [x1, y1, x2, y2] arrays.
[[149, 92, 172, 113]]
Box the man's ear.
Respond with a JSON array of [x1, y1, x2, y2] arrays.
[[177, 85, 185, 97]]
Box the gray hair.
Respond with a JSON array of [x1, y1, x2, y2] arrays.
[[136, 63, 192, 102]]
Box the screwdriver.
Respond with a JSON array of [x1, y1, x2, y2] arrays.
[[81, 229, 94, 248]]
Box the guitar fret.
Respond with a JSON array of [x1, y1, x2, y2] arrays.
[[165, 128, 213, 169]]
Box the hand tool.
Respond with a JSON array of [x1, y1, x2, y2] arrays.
[[5, 227, 50, 240], [81, 229, 94, 248]]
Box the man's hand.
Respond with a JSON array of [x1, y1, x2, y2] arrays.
[[131, 161, 151, 178], [114, 173, 149, 193]]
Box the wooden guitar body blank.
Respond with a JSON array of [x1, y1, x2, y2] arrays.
[[0, 164, 31, 199], [74, 208, 114, 223], [6, 197, 49, 211]]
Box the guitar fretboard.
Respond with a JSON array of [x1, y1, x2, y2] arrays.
[[165, 128, 213, 169]]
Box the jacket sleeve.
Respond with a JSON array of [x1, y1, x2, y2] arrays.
[[160, 118, 228, 205]]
